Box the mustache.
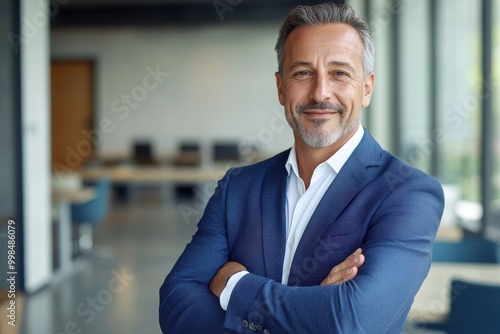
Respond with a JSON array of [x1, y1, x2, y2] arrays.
[[296, 101, 346, 114]]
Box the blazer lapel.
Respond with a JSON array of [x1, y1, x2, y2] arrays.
[[261, 150, 289, 283], [289, 131, 383, 284]]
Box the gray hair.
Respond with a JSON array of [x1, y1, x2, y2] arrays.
[[275, 3, 374, 78]]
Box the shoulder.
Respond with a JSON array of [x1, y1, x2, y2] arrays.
[[359, 130, 442, 189], [355, 131, 443, 200], [379, 150, 444, 201], [228, 149, 290, 179]]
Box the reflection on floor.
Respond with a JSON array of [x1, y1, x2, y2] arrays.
[[21, 193, 198, 334], [19, 190, 442, 334]]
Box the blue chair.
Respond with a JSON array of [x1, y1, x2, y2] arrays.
[[446, 279, 500, 334], [71, 177, 110, 253], [414, 238, 499, 332], [432, 237, 499, 264], [413, 279, 500, 333]]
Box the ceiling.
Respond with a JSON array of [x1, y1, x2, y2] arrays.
[[51, 0, 344, 27]]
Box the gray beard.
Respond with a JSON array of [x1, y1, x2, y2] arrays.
[[286, 107, 360, 148]]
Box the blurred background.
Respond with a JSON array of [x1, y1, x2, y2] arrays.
[[1, 0, 500, 333]]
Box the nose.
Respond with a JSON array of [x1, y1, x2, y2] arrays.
[[309, 72, 332, 103]]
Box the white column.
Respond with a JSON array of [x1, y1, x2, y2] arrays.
[[21, 0, 52, 293]]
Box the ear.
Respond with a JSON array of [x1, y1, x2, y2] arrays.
[[275, 72, 285, 106], [361, 72, 375, 108]]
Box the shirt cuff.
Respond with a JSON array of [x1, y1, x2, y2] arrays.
[[219, 270, 249, 311]]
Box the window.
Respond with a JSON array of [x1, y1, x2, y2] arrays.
[[489, 0, 500, 236], [348, 0, 498, 236], [437, 0, 482, 206]]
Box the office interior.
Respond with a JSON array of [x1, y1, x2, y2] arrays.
[[1, 0, 500, 333]]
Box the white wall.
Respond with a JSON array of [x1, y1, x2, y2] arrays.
[[21, 0, 52, 293], [51, 25, 294, 160]]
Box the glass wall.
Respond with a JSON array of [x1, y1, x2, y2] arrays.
[[399, 0, 431, 172], [349, 0, 499, 237], [490, 0, 500, 236], [436, 0, 482, 232], [437, 0, 481, 203]]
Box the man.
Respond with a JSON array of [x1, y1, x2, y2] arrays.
[[160, 3, 444, 333]]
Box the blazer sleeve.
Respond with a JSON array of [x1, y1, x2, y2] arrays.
[[224, 173, 444, 333], [159, 168, 236, 334]]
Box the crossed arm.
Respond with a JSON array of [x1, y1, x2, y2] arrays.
[[209, 248, 365, 298], [160, 168, 444, 333]]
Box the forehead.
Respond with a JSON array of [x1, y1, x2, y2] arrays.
[[284, 23, 364, 68]]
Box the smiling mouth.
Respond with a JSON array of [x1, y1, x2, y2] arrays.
[[302, 110, 338, 118], [296, 102, 346, 120]]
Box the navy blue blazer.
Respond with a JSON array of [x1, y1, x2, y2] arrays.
[[160, 130, 444, 333]]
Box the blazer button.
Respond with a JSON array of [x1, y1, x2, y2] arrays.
[[242, 320, 249, 328], [249, 322, 256, 331], [263, 329, 270, 334]]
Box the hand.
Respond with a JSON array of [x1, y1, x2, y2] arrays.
[[320, 248, 365, 286], [209, 261, 247, 298]]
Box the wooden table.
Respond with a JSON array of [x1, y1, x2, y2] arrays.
[[52, 187, 96, 274], [408, 263, 500, 324], [79, 165, 233, 184], [435, 225, 463, 241]]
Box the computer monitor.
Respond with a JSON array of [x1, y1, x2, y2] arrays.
[[133, 141, 154, 164], [213, 142, 240, 162]]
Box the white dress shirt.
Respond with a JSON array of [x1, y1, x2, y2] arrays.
[[220, 125, 365, 310]]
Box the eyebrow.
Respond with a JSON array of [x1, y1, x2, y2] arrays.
[[287, 61, 356, 73], [328, 61, 356, 73], [288, 61, 312, 72]]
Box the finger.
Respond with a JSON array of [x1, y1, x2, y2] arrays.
[[320, 266, 359, 286], [331, 248, 363, 274], [337, 266, 358, 284], [335, 265, 360, 285], [319, 249, 364, 286], [353, 252, 365, 268]]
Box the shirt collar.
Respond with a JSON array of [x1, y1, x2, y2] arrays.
[[285, 124, 364, 176]]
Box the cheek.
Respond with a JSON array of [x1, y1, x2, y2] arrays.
[[334, 84, 361, 107], [284, 83, 309, 105]]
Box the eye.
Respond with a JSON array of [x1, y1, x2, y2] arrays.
[[331, 71, 351, 80], [293, 71, 312, 78]]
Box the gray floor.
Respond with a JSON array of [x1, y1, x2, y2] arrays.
[[21, 189, 198, 334], [18, 188, 440, 334]]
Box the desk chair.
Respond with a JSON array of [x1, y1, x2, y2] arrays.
[[432, 237, 499, 263], [71, 177, 110, 254], [446, 279, 500, 334], [413, 279, 500, 333], [414, 239, 499, 332]]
